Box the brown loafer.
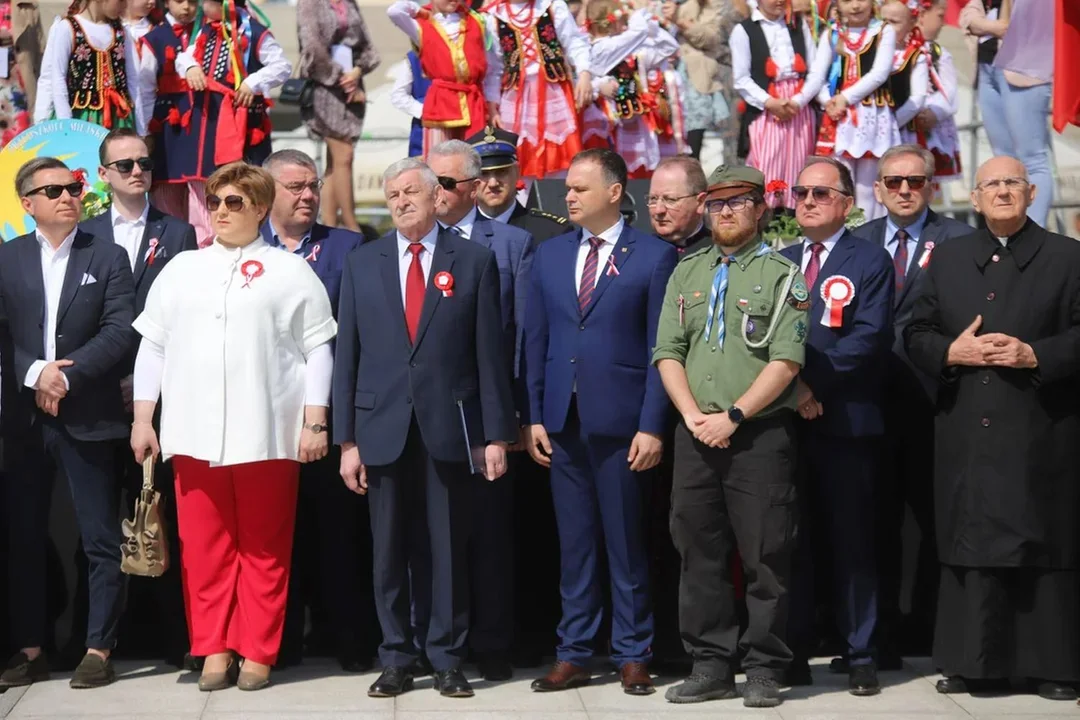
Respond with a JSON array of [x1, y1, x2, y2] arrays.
[[621, 662, 655, 695], [531, 660, 591, 692]]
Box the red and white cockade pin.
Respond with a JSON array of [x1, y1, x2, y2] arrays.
[[820, 275, 855, 328], [606, 255, 620, 276], [434, 270, 454, 297], [917, 241, 935, 270], [241, 260, 264, 288], [145, 238, 160, 266]]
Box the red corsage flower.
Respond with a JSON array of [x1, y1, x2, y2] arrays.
[[766, 180, 789, 194]]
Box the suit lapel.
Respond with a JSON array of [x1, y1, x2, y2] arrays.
[[378, 239, 410, 352], [58, 232, 94, 325], [816, 232, 855, 293], [898, 220, 938, 308], [19, 235, 45, 330], [412, 230, 456, 355], [470, 218, 495, 250], [134, 210, 166, 288], [582, 225, 634, 320]]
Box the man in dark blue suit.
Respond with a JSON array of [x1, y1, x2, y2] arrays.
[[261, 149, 374, 672], [0, 158, 135, 689], [851, 145, 972, 666], [79, 128, 197, 669], [333, 158, 517, 699], [779, 157, 895, 696], [524, 148, 678, 695], [428, 140, 534, 681]]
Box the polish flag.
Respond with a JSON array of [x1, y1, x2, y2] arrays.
[[1053, 0, 1080, 132]]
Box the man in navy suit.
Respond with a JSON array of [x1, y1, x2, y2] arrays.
[[261, 149, 373, 672], [780, 157, 895, 696], [524, 149, 678, 695], [333, 158, 517, 699], [851, 145, 972, 667], [428, 139, 534, 681], [0, 158, 135, 689], [79, 128, 197, 668]]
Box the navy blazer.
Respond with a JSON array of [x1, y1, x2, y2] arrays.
[[524, 223, 677, 439], [260, 222, 364, 319], [464, 216, 534, 412], [0, 230, 135, 441], [780, 231, 895, 437], [332, 228, 518, 467]]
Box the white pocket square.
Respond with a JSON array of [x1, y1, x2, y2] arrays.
[[80, 272, 96, 286]]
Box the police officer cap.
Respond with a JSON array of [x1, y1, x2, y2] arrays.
[[706, 164, 765, 200], [464, 126, 519, 171]]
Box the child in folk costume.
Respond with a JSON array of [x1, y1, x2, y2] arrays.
[[488, 0, 594, 179], [170, 0, 290, 244], [124, 0, 161, 46], [880, 1, 928, 141], [387, 0, 501, 157], [389, 49, 432, 157], [909, 0, 960, 178], [38, 0, 149, 132], [804, 0, 899, 219], [730, 0, 817, 209], [582, 3, 678, 177]]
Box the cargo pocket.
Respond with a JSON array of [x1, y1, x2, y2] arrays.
[[761, 482, 798, 562]]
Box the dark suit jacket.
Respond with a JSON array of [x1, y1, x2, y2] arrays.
[[524, 224, 678, 438], [852, 210, 972, 403], [780, 231, 895, 437], [260, 222, 364, 319], [0, 230, 135, 441], [332, 228, 517, 467]]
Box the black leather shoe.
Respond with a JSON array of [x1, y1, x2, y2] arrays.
[[785, 659, 813, 687], [831, 654, 902, 674], [433, 668, 474, 697], [1036, 681, 1077, 701], [368, 666, 414, 697], [936, 676, 966, 694], [0, 652, 49, 688], [477, 655, 513, 682], [849, 664, 881, 696], [69, 654, 116, 689]]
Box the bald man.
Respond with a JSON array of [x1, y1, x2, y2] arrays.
[[904, 156, 1080, 701]]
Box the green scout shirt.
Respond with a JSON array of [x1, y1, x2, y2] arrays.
[[651, 237, 810, 419]]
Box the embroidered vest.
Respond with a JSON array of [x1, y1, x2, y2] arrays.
[[888, 44, 920, 112], [66, 18, 132, 113], [496, 9, 568, 91], [738, 17, 808, 157], [837, 29, 891, 108], [609, 57, 646, 119]]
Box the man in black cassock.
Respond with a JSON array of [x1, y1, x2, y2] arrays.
[[905, 156, 1080, 701]]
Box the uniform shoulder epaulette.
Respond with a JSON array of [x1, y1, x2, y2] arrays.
[[679, 244, 712, 262], [529, 208, 568, 224], [766, 246, 799, 268]]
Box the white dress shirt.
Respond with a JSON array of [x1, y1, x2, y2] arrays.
[[730, 11, 817, 110], [111, 203, 150, 271], [800, 227, 845, 276], [26, 229, 78, 390], [174, 20, 292, 96], [132, 238, 337, 466], [397, 224, 439, 306], [490, 203, 517, 225], [439, 206, 478, 241], [575, 217, 623, 293], [389, 58, 425, 120]]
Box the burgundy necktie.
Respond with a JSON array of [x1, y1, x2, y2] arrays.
[[804, 242, 825, 289], [578, 237, 602, 313], [893, 229, 909, 293], [405, 243, 425, 343]]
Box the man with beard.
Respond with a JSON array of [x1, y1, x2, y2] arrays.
[[648, 157, 711, 255], [905, 156, 1080, 701], [653, 165, 808, 708], [466, 126, 570, 242]]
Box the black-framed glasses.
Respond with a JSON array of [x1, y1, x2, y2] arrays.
[[882, 175, 928, 191], [105, 156, 154, 174], [646, 193, 697, 208], [206, 194, 246, 212], [791, 185, 850, 205], [437, 175, 480, 191], [278, 179, 324, 195], [705, 195, 754, 214], [25, 182, 84, 200]]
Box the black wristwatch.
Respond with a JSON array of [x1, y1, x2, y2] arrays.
[[304, 423, 328, 434], [727, 406, 745, 424]]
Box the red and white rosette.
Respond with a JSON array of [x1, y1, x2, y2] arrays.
[[917, 241, 935, 270], [240, 260, 264, 288], [145, 238, 160, 266], [820, 275, 855, 328], [434, 270, 454, 297]]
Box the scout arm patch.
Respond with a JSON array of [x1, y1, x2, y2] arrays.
[[787, 277, 811, 311]]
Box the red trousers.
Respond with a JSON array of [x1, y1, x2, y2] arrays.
[[172, 456, 300, 665]]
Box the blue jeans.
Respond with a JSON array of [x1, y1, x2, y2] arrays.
[[977, 63, 1013, 157]]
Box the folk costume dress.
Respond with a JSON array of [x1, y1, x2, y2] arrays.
[[888, 29, 929, 143], [387, 0, 501, 157], [903, 41, 961, 180], [730, 9, 817, 208], [170, 5, 290, 245], [39, 12, 147, 132], [640, 19, 687, 159], [490, 0, 592, 179]]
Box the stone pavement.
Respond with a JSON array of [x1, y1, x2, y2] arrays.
[[0, 658, 1073, 719]]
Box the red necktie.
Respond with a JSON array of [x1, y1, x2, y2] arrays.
[[405, 243, 425, 343], [578, 237, 602, 313], [804, 242, 824, 289], [893, 229, 909, 293]]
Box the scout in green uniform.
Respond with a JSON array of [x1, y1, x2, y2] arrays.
[[652, 165, 809, 709]]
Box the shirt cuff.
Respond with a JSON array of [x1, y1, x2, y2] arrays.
[[25, 360, 48, 389]]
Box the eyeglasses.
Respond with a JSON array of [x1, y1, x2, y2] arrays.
[[791, 185, 850, 205], [976, 177, 1029, 193], [25, 182, 84, 200], [705, 195, 754, 214], [279, 179, 324, 195], [105, 156, 154, 174], [646, 193, 697, 208], [882, 175, 928, 191], [437, 175, 480, 191], [206, 194, 246, 212]]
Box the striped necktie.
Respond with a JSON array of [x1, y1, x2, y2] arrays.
[[703, 256, 732, 348], [578, 237, 603, 313], [893, 228, 909, 293]]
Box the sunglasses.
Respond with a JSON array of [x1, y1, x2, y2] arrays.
[[437, 175, 479, 191], [881, 175, 928, 191], [105, 156, 154, 174], [25, 182, 84, 200], [791, 185, 850, 205], [206, 194, 246, 212]]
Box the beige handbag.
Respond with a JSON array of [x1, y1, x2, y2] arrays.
[[120, 457, 171, 577]]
